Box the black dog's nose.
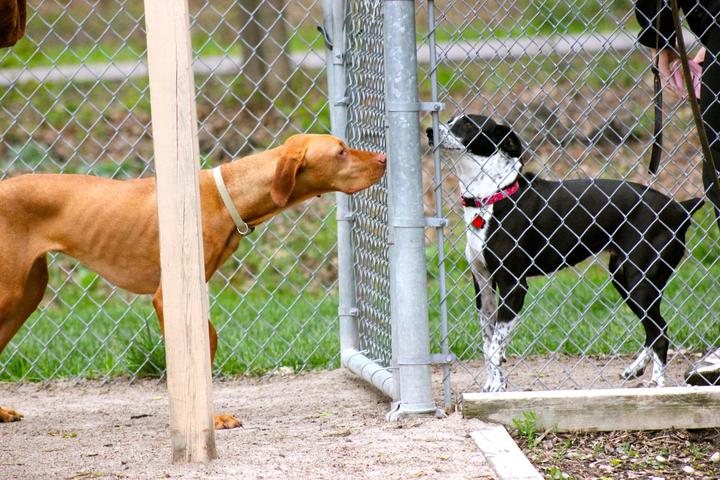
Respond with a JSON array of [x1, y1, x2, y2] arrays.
[[425, 127, 435, 146]]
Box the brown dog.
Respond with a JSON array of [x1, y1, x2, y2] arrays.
[[0, 134, 386, 428]]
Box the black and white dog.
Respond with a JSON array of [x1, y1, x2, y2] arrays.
[[427, 114, 703, 392]]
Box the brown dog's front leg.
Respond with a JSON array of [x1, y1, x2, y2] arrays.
[[151, 288, 241, 430], [152, 287, 219, 362]]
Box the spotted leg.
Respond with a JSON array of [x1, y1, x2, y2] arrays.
[[472, 271, 496, 364], [622, 348, 652, 380], [483, 275, 527, 393]]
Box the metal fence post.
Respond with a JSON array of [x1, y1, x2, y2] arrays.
[[323, 0, 395, 399], [426, 0, 452, 412], [384, 0, 437, 420], [322, 0, 355, 351]]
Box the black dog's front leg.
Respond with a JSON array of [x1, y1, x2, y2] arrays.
[[472, 274, 495, 359], [483, 275, 527, 392]]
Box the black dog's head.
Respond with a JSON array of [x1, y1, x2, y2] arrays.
[[426, 114, 524, 196], [426, 114, 523, 158]]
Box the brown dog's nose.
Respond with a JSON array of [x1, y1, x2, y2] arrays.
[[376, 153, 387, 164]]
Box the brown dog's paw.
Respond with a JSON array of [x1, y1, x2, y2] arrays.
[[214, 413, 242, 430], [0, 406, 23, 423]]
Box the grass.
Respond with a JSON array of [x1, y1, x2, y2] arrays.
[[425, 50, 648, 97], [0, 26, 329, 70], [513, 411, 541, 449], [3, 200, 718, 381], [0, 1, 634, 70], [0, 204, 341, 381], [418, 0, 632, 43], [0, 2, 327, 71]]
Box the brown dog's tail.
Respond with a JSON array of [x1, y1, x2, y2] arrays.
[[680, 197, 705, 216]]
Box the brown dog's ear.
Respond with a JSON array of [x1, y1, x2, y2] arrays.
[[271, 137, 308, 207]]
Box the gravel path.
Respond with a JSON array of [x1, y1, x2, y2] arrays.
[[0, 369, 494, 480]]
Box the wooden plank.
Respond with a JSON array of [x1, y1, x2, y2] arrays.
[[471, 422, 543, 480], [463, 386, 720, 432], [143, 0, 217, 463]]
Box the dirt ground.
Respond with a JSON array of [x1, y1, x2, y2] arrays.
[[517, 428, 720, 480], [0, 369, 495, 480], [448, 353, 698, 398], [1, 357, 714, 480]]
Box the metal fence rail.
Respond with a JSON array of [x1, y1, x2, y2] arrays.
[[344, 0, 391, 369]]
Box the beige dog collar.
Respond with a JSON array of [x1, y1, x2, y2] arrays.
[[212, 166, 252, 236]]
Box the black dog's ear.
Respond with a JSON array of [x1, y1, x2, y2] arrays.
[[492, 124, 522, 158]]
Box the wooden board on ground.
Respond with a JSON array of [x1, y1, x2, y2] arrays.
[[471, 422, 543, 480], [463, 386, 720, 432]]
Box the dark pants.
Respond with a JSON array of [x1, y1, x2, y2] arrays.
[[701, 27, 720, 226], [0, 0, 26, 48]]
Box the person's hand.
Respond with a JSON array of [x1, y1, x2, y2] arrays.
[[654, 47, 704, 100], [654, 47, 683, 98]]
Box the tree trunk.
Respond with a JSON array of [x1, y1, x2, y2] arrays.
[[237, 0, 291, 111]]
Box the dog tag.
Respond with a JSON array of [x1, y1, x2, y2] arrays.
[[471, 214, 485, 229]]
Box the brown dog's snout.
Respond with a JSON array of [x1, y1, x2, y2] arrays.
[[375, 153, 387, 164]]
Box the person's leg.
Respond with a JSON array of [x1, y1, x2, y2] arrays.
[[689, 27, 720, 385], [700, 27, 720, 226]]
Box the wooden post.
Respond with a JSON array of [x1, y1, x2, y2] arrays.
[[143, 0, 218, 462]]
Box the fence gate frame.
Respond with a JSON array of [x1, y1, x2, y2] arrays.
[[323, 0, 441, 419]]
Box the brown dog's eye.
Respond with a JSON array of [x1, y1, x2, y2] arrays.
[[338, 148, 347, 157]]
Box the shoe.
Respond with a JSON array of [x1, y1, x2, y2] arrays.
[[685, 348, 720, 386]]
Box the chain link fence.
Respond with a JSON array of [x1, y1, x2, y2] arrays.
[[345, 0, 391, 369], [3, 0, 719, 411], [416, 0, 719, 400], [340, 0, 720, 406], [0, 0, 342, 381]]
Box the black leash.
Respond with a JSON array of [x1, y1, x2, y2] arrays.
[[649, 0, 664, 174], [649, 60, 664, 174], [667, 0, 720, 196]]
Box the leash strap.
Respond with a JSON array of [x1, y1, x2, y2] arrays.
[[649, 0, 663, 174], [668, 0, 720, 196], [212, 166, 253, 236], [649, 65, 663, 174]]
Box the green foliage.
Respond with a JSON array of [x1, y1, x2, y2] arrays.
[[547, 466, 572, 480], [513, 411, 540, 449]]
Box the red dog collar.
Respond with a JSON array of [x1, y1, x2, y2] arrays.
[[461, 181, 519, 208], [462, 181, 519, 230]]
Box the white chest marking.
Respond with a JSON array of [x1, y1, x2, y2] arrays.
[[464, 204, 493, 267]]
